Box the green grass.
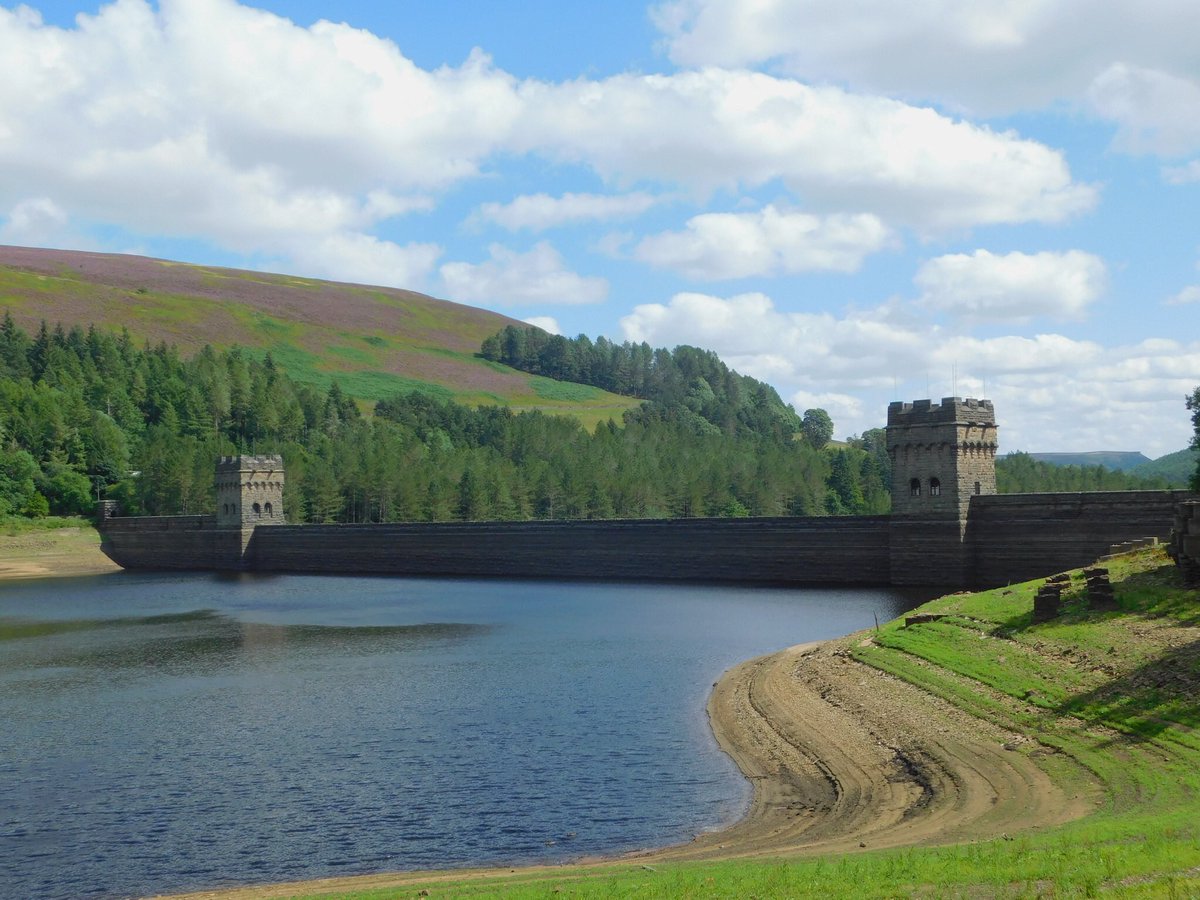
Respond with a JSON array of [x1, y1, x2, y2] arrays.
[[291, 548, 1200, 899], [1, 515, 93, 536]]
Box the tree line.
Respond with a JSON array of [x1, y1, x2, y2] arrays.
[[0, 316, 1183, 525], [0, 317, 891, 522], [480, 324, 827, 441]]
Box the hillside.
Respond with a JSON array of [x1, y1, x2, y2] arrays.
[[0, 245, 639, 426], [1130, 447, 1199, 486], [1028, 450, 1151, 471]]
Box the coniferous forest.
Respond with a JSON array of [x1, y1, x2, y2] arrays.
[[0, 316, 1173, 524]]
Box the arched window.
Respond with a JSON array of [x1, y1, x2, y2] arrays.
[[252, 502, 262, 517], [930, 477, 941, 497], [909, 478, 921, 497], [264, 502, 273, 518]]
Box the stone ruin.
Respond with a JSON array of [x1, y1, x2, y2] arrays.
[[1168, 500, 1200, 586], [1082, 567, 1117, 610], [1033, 572, 1070, 622]]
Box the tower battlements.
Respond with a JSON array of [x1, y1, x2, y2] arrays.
[[216, 454, 284, 473], [887, 397, 995, 428]]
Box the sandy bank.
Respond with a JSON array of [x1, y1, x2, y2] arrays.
[[0, 526, 120, 581], [156, 632, 1098, 899]]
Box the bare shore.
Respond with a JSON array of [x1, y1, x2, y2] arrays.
[[0, 526, 119, 581], [157, 633, 1098, 899]]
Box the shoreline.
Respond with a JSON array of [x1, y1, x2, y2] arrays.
[[0, 525, 120, 581], [154, 634, 1099, 900]]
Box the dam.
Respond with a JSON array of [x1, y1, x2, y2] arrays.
[[98, 398, 1192, 588]]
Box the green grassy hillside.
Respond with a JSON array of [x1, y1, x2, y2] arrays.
[[1131, 448, 1199, 487], [0, 245, 639, 427], [1028, 450, 1152, 471]]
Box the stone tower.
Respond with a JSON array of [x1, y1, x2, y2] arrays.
[[215, 454, 286, 529], [887, 398, 997, 586]]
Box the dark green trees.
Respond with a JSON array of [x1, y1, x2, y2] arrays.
[[1188, 386, 1200, 491]]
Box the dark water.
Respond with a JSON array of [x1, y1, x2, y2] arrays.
[[0, 572, 921, 898]]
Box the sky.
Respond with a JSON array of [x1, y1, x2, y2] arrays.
[[1, 0, 1198, 456]]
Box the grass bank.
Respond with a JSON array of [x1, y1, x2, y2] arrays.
[[227, 548, 1199, 899]]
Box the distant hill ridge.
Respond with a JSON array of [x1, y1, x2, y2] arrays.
[[1027, 451, 1152, 471], [1022, 449, 1196, 488], [0, 244, 639, 426]]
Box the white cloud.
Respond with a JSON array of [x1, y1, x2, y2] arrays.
[[517, 70, 1095, 231], [0, 197, 82, 248], [0, 0, 1096, 283], [651, 0, 1200, 117], [1167, 286, 1200, 306], [439, 242, 608, 306], [915, 250, 1107, 322], [0, 0, 519, 278], [620, 290, 1195, 456], [283, 233, 442, 289], [1088, 64, 1200, 156], [474, 192, 660, 231], [523, 316, 562, 334], [1162, 160, 1200, 185], [633, 207, 892, 279]]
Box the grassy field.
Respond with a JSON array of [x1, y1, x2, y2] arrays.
[[289, 549, 1200, 899], [0, 247, 641, 428]]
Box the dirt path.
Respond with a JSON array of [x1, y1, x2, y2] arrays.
[[0, 527, 120, 581], [157, 635, 1099, 899]]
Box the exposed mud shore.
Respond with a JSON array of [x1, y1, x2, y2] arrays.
[[158, 633, 1097, 899]]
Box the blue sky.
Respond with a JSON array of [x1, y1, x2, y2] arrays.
[[2, 0, 1198, 455]]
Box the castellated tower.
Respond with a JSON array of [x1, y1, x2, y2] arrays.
[[887, 398, 997, 586], [215, 455, 286, 529]]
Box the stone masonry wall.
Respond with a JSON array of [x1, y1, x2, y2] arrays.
[[968, 490, 1194, 587], [99, 515, 238, 570], [248, 516, 893, 584]]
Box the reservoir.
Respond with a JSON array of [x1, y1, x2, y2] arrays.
[[0, 572, 921, 898]]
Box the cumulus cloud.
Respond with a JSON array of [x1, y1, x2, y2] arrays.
[[516, 70, 1096, 231], [1162, 160, 1200, 185], [1167, 286, 1200, 306], [0, 197, 81, 248], [474, 192, 660, 231], [0, 0, 518, 280], [914, 250, 1107, 322], [0, 0, 1098, 281], [632, 207, 892, 279], [439, 242, 608, 306], [523, 316, 562, 334], [619, 290, 1196, 456], [1088, 64, 1200, 156], [651, 0, 1200, 117], [283, 233, 442, 289]]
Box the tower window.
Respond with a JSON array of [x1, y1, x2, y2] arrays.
[[265, 502, 273, 517], [252, 502, 262, 517], [930, 478, 941, 497], [909, 478, 921, 497], [975, 481, 981, 495]]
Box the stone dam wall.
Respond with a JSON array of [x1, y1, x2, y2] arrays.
[[102, 515, 894, 585], [99, 492, 1197, 588], [968, 490, 1194, 586]]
